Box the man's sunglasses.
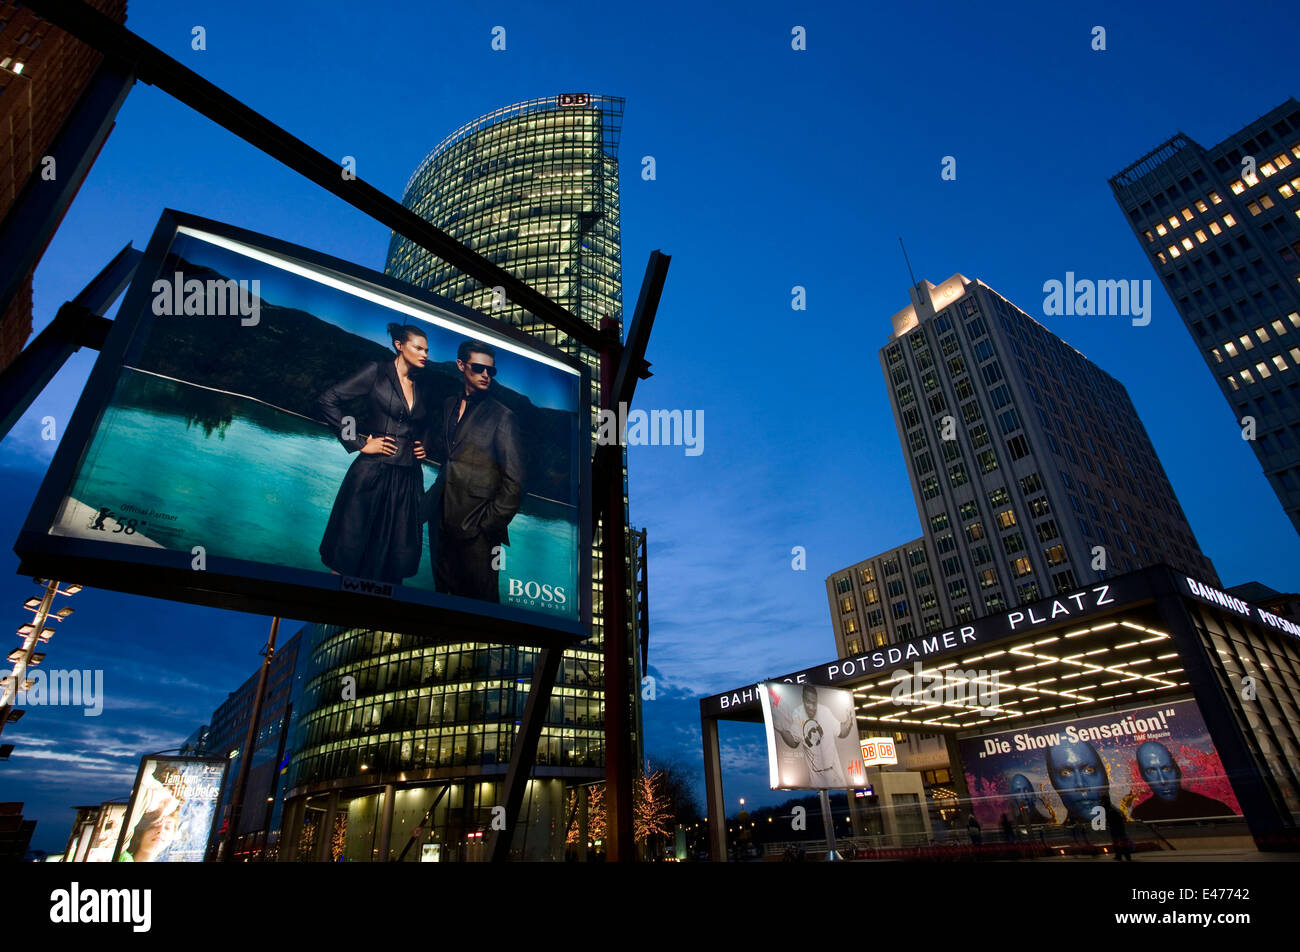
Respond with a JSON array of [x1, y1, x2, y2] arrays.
[[467, 362, 497, 378]]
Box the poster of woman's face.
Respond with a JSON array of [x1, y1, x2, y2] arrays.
[[32, 219, 585, 626], [116, 758, 226, 863]]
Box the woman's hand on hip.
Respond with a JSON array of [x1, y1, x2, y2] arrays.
[[360, 434, 398, 455]]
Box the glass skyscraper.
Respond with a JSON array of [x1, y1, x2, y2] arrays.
[[280, 94, 636, 862], [1110, 99, 1300, 534]]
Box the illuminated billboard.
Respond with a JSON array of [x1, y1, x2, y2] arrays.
[[759, 682, 866, 790], [959, 699, 1241, 828], [84, 802, 127, 863], [16, 211, 591, 644], [114, 756, 227, 863]]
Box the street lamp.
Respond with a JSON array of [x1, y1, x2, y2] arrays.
[[1, 579, 79, 747]]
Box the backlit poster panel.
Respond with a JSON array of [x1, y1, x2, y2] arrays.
[[16, 212, 590, 640], [759, 682, 866, 790], [115, 756, 226, 863], [85, 802, 127, 862], [959, 699, 1241, 828]]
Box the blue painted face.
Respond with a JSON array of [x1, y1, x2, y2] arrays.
[[1010, 773, 1037, 812], [1137, 742, 1181, 801], [1047, 741, 1110, 821]]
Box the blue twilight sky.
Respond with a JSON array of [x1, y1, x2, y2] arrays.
[[4, 0, 1300, 849]]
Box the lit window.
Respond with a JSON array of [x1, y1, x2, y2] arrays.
[[1277, 153, 1293, 169], [1168, 216, 1180, 229], [1244, 170, 1259, 186], [1168, 245, 1180, 258], [1260, 194, 1275, 209], [1261, 161, 1277, 177], [1226, 375, 1239, 391], [1181, 237, 1193, 250], [1247, 201, 1262, 216], [1181, 207, 1193, 221], [1272, 354, 1288, 372], [1272, 319, 1287, 335], [1209, 191, 1223, 204], [1291, 313, 1300, 329], [1144, 229, 1154, 242], [1195, 229, 1207, 243], [1256, 327, 1270, 342], [1241, 368, 1255, 384], [1256, 361, 1271, 379], [1224, 341, 1238, 357], [1291, 346, 1300, 364], [1281, 183, 1295, 199], [1239, 335, 1255, 351], [1224, 214, 1237, 227], [1209, 221, 1222, 235], [1195, 199, 1209, 212], [1156, 223, 1168, 236], [1156, 252, 1167, 264], [1230, 180, 1245, 194], [1211, 348, 1223, 363]]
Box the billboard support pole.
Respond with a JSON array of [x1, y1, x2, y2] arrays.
[[490, 645, 562, 862], [594, 252, 669, 862], [0, 243, 138, 443], [819, 789, 842, 861], [21, 0, 603, 356], [221, 615, 280, 862]]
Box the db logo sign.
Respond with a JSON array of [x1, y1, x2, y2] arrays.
[[860, 738, 897, 767], [558, 93, 591, 107]]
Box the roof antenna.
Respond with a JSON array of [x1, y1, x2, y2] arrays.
[[899, 237, 918, 289]]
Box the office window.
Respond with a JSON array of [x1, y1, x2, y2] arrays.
[[962, 400, 982, 424], [1003, 532, 1026, 555], [959, 501, 978, 520], [978, 449, 999, 473], [859, 565, 876, 584], [840, 596, 854, 613], [1019, 473, 1043, 495], [978, 568, 998, 589], [948, 578, 968, 599], [942, 557, 963, 578], [966, 522, 986, 543], [865, 587, 880, 605], [970, 423, 991, 448], [988, 487, 1010, 506], [1044, 544, 1067, 566], [949, 463, 969, 486], [1051, 569, 1078, 593]]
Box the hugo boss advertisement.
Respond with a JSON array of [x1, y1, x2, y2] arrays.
[[18, 214, 587, 630], [959, 699, 1241, 829], [759, 682, 867, 790]]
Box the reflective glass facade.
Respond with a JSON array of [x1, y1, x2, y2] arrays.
[[282, 95, 633, 861]]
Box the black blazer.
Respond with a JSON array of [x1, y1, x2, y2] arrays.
[[428, 390, 525, 545], [317, 360, 429, 467]]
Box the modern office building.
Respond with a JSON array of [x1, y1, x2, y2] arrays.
[[0, 0, 129, 371], [202, 629, 304, 861], [828, 274, 1219, 650], [825, 274, 1221, 788], [1110, 99, 1300, 534], [278, 94, 641, 861]]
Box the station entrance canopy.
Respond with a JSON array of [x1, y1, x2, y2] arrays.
[[698, 565, 1300, 858]]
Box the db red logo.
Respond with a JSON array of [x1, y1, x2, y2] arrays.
[[861, 742, 877, 759], [880, 741, 896, 758]]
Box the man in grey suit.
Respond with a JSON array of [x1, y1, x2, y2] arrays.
[[427, 339, 525, 602]]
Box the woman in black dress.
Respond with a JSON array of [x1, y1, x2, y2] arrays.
[[317, 323, 431, 583]]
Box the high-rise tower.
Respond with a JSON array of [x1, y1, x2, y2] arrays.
[[827, 274, 1219, 658], [1110, 99, 1300, 534], [281, 95, 635, 862]]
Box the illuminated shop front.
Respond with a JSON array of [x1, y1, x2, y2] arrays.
[[700, 565, 1300, 859]]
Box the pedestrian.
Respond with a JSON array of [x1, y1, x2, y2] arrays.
[[967, 812, 982, 848], [1104, 803, 1134, 861]]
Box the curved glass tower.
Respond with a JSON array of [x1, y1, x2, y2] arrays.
[[280, 95, 634, 863]]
